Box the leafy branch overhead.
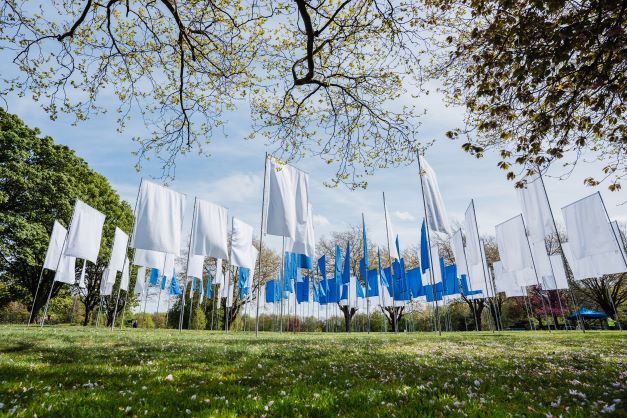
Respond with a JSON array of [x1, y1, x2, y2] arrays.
[[0, 0, 429, 187], [0, 0, 624, 190]]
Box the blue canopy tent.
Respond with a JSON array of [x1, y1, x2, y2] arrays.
[[567, 308, 607, 320]]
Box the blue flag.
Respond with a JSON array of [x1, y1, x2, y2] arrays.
[[362, 216, 369, 270], [334, 245, 342, 280], [160, 275, 167, 290], [238, 268, 248, 290], [149, 268, 159, 286], [342, 242, 351, 284], [198, 277, 204, 299], [395, 235, 401, 263], [317, 255, 327, 280], [205, 276, 212, 299], [421, 220, 430, 273], [170, 276, 182, 296], [377, 247, 389, 287]]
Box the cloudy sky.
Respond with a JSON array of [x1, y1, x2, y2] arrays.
[[6, 81, 625, 255]]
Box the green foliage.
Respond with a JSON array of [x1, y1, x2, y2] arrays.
[[0, 326, 624, 416], [0, 109, 134, 322], [431, 0, 627, 190]]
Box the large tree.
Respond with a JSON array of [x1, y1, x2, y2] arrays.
[[431, 0, 627, 191], [0, 0, 429, 187], [0, 109, 134, 323]]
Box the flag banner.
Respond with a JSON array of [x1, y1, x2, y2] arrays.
[[100, 268, 114, 296], [264, 158, 309, 239], [54, 239, 76, 284], [198, 277, 204, 304], [187, 254, 204, 278], [43, 221, 67, 271], [450, 229, 468, 277], [231, 218, 255, 269], [419, 156, 451, 234], [296, 277, 309, 303], [134, 266, 146, 295], [238, 268, 249, 290], [312, 281, 320, 302], [406, 267, 423, 298], [317, 255, 327, 280], [377, 248, 389, 287], [120, 258, 130, 291], [334, 245, 342, 280], [65, 199, 106, 263], [77, 260, 87, 289], [518, 173, 556, 242], [365, 268, 380, 297], [442, 264, 460, 296], [611, 221, 627, 261], [240, 287, 249, 301], [495, 215, 535, 280], [562, 242, 627, 280], [191, 199, 229, 259], [149, 267, 160, 286], [530, 239, 554, 281], [286, 203, 315, 258], [362, 217, 369, 270], [108, 227, 129, 272], [342, 242, 351, 285], [562, 193, 623, 261], [170, 276, 182, 296], [205, 275, 212, 299], [161, 275, 167, 291], [133, 248, 166, 271], [384, 206, 400, 260], [543, 255, 569, 290], [213, 259, 224, 286], [463, 201, 482, 266], [460, 274, 483, 297], [132, 180, 186, 255], [420, 221, 430, 273]]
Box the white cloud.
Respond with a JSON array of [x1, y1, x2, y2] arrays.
[[195, 173, 262, 204], [394, 211, 416, 222], [313, 214, 330, 226]]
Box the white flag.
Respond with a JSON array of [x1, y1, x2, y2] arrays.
[[133, 248, 166, 270], [264, 158, 309, 239], [495, 215, 535, 285], [100, 268, 115, 296], [561, 193, 619, 260], [463, 201, 481, 266], [108, 227, 129, 272], [231, 218, 255, 269], [65, 200, 106, 263], [517, 173, 556, 242], [134, 266, 147, 295], [384, 206, 400, 260], [54, 239, 76, 284], [187, 254, 205, 278], [286, 203, 315, 258], [213, 259, 224, 286], [544, 255, 569, 290], [131, 180, 186, 255], [120, 258, 130, 291], [43, 221, 67, 271], [191, 199, 229, 259], [77, 259, 87, 289], [450, 229, 468, 277], [419, 156, 451, 234]]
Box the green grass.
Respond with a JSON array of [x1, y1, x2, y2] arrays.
[[0, 326, 625, 417]]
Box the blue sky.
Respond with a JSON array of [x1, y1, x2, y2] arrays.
[[7, 83, 625, 255]]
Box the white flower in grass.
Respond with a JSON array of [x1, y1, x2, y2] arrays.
[[165, 374, 173, 382], [602, 404, 616, 414], [125, 406, 131, 413], [474, 379, 481, 387], [191, 395, 196, 401], [185, 409, 191, 414]]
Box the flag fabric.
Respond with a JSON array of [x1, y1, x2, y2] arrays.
[[134, 266, 146, 295], [205, 273, 212, 299], [170, 276, 182, 296], [163, 253, 175, 280], [100, 268, 114, 295], [108, 227, 129, 272], [187, 254, 204, 278], [191, 199, 229, 259], [213, 259, 224, 286], [317, 256, 327, 280], [238, 268, 249, 291], [420, 220, 430, 273], [342, 242, 351, 284], [377, 247, 389, 287], [517, 173, 556, 243], [264, 158, 309, 239], [65, 199, 106, 263], [120, 258, 130, 291], [334, 245, 342, 280], [133, 248, 166, 270], [231, 218, 255, 269], [43, 221, 67, 270], [419, 156, 451, 234], [384, 206, 400, 260], [149, 268, 160, 286], [450, 229, 467, 277], [198, 277, 204, 304], [296, 277, 309, 303], [54, 238, 76, 284], [77, 260, 87, 289], [366, 268, 380, 297], [286, 203, 315, 259], [495, 215, 536, 286], [362, 216, 369, 270], [132, 180, 186, 256], [190, 277, 197, 300], [160, 275, 167, 290]]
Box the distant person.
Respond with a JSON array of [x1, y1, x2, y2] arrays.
[[132, 320, 138, 329]]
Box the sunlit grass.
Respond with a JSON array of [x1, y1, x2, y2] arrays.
[[0, 326, 624, 416]]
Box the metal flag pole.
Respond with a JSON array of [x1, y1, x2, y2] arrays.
[[416, 155, 441, 335], [188, 278, 194, 330], [363, 213, 371, 334], [519, 214, 552, 332], [382, 192, 399, 333], [166, 289, 172, 328], [179, 197, 199, 331], [521, 287, 535, 330], [225, 217, 235, 332], [254, 152, 269, 336], [468, 201, 494, 333], [279, 237, 285, 333], [537, 172, 585, 331], [478, 239, 498, 331], [459, 240, 479, 331], [28, 264, 46, 325], [95, 297, 103, 328], [41, 199, 77, 327]]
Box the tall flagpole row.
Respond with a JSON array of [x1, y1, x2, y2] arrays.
[[255, 152, 269, 336]]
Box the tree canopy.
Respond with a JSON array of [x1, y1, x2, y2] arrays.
[[0, 108, 134, 322]]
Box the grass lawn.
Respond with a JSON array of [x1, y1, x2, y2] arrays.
[[0, 326, 624, 417]]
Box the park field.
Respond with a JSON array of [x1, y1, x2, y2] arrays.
[[0, 327, 624, 417]]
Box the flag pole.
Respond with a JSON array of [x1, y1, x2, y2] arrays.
[[225, 217, 234, 332], [179, 197, 199, 331], [478, 238, 497, 332], [468, 201, 494, 332], [416, 154, 441, 335], [519, 214, 553, 331], [41, 199, 77, 327], [255, 152, 269, 336], [459, 238, 479, 331], [382, 192, 399, 333], [28, 264, 46, 325], [362, 213, 371, 334]]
